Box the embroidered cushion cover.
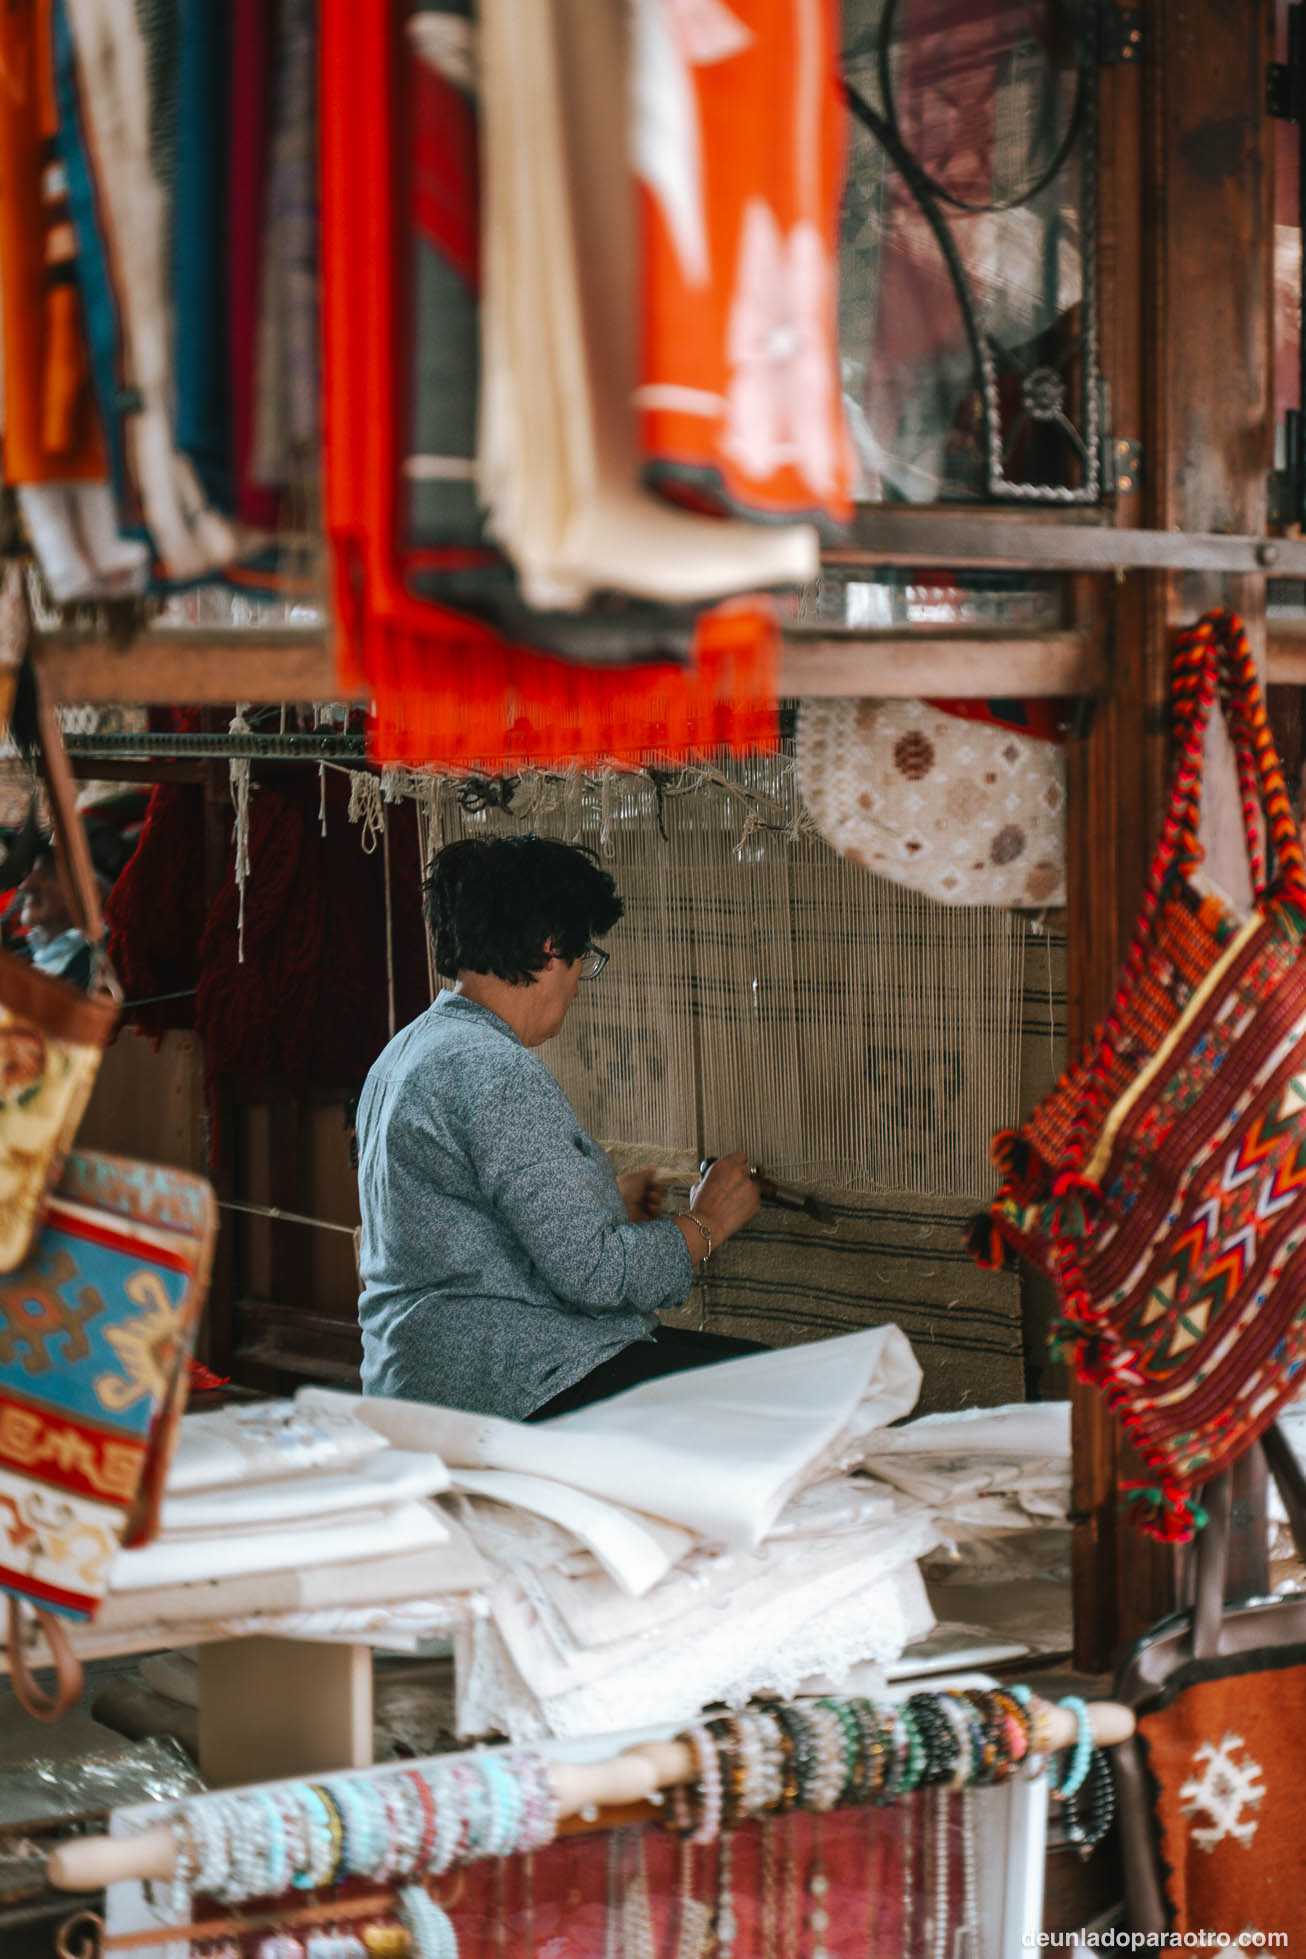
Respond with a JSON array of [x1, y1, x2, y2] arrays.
[[0, 1150, 215, 1618], [796, 697, 1066, 907], [970, 612, 1306, 1538], [1137, 1650, 1306, 1944]]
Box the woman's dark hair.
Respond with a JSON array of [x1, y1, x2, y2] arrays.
[[425, 835, 623, 983]]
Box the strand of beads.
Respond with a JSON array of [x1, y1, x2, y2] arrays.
[[162, 1747, 562, 1915]]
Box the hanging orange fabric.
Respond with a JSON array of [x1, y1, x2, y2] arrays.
[[633, 0, 852, 531], [0, 0, 105, 484], [320, 0, 777, 771]]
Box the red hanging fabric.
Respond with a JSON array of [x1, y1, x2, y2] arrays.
[[319, 0, 778, 771]]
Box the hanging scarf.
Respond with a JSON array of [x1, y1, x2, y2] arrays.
[[173, 0, 232, 513], [53, 0, 239, 580], [632, 0, 852, 530], [401, 1, 700, 667], [0, 0, 105, 486]]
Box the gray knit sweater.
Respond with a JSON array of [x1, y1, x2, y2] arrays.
[[355, 992, 692, 1418]]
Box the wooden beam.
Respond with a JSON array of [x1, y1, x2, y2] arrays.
[[37, 625, 1107, 707], [838, 510, 1306, 575], [780, 630, 1100, 697], [35, 628, 341, 706]]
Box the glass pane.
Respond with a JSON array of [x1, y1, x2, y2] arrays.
[[799, 564, 1067, 629], [841, 0, 1099, 504]]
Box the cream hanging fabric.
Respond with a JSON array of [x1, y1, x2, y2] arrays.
[[476, 0, 818, 607]]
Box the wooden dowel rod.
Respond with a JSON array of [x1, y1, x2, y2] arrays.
[[45, 1699, 1133, 1894]]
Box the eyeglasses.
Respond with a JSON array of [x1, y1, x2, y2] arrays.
[[578, 945, 610, 981]]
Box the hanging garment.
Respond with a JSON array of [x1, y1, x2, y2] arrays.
[[321, 0, 781, 770], [971, 612, 1306, 1540], [796, 696, 1066, 907], [226, 0, 281, 532], [0, 0, 103, 489], [400, 1, 702, 667], [249, 0, 318, 497], [0, 0, 148, 599], [172, 0, 232, 513], [632, 0, 853, 530], [106, 773, 432, 1142], [52, 0, 239, 580], [476, 0, 819, 611]]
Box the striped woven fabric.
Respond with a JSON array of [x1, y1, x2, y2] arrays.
[[972, 611, 1306, 1539]]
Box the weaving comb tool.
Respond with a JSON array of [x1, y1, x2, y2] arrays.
[[698, 1159, 839, 1231]]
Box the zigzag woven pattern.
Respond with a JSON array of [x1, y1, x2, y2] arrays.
[[969, 611, 1306, 1538]]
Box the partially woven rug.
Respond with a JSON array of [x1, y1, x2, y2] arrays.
[[653, 1173, 1025, 1415]]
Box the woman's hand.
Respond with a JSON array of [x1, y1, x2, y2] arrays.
[[619, 1165, 666, 1223], [687, 1153, 762, 1246]]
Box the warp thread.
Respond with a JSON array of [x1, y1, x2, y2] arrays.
[[228, 705, 254, 963]]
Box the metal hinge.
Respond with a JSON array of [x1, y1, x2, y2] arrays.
[[1105, 435, 1142, 496], [1098, 6, 1144, 66], [1270, 8, 1305, 120], [1269, 408, 1303, 524]]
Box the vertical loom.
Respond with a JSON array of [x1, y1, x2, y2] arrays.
[[423, 757, 1063, 1409]]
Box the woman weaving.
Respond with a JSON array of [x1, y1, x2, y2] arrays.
[[355, 835, 762, 1420]]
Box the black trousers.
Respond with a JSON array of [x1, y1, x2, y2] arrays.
[[527, 1324, 767, 1421]]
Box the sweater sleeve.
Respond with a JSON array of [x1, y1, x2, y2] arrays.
[[461, 1047, 693, 1317]]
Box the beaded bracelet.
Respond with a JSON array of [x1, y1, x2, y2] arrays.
[[706, 1716, 747, 1831], [246, 1789, 292, 1896], [848, 1699, 888, 1804], [906, 1694, 959, 1788], [475, 1754, 525, 1859], [671, 1723, 722, 1844], [1049, 1697, 1094, 1802], [755, 1709, 787, 1811], [985, 1688, 1032, 1774], [817, 1698, 863, 1804], [501, 1748, 560, 1851], [774, 1703, 822, 1809], [397, 1884, 458, 1959], [803, 1702, 849, 1811], [935, 1694, 975, 1792], [1063, 1746, 1115, 1856], [372, 1774, 420, 1883]]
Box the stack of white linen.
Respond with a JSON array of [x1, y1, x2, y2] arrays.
[[861, 1401, 1072, 1536], [96, 1397, 487, 1638], [862, 1402, 1074, 1660], [305, 1325, 942, 1741]]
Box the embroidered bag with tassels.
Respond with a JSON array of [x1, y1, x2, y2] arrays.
[[0, 650, 120, 1271], [968, 609, 1306, 1540], [0, 1149, 215, 1720]]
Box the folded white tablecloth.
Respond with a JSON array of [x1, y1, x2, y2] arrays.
[[110, 1499, 449, 1592], [167, 1398, 390, 1493], [160, 1450, 449, 1538], [303, 1323, 921, 1550]]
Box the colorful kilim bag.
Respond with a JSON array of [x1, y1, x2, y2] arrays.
[[969, 609, 1306, 1539], [0, 1148, 215, 1717], [0, 667, 120, 1272]]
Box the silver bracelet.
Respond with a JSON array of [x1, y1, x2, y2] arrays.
[[680, 1212, 713, 1265]]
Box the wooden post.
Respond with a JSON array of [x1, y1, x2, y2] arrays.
[[196, 1638, 374, 1787], [1070, 0, 1276, 1668]]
